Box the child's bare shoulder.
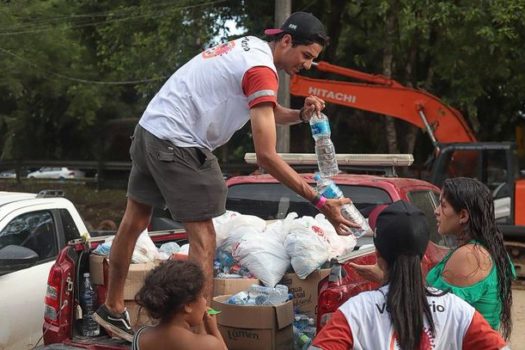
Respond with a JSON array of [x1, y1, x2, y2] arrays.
[[168, 331, 223, 350]]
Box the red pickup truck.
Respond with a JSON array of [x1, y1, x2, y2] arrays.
[[40, 155, 449, 349]]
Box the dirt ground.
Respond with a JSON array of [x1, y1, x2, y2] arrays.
[[511, 287, 525, 349]]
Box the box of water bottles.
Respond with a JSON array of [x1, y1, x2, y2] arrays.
[[213, 277, 260, 297], [211, 287, 294, 350], [213, 248, 260, 297], [279, 268, 331, 319]]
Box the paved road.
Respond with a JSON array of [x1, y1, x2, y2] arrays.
[[510, 288, 525, 349]]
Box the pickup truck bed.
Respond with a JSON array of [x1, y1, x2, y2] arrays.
[[41, 171, 446, 349]]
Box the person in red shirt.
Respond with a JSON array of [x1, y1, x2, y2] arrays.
[[94, 12, 358, 342], [312, 200, 508, 350]]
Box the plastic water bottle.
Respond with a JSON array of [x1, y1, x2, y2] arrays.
[[227, 291, 250, 305], [314, 173, 372, 238], [213, 260, 222, 277], [294, 314, 314, 330], [293, 325, 313, 350], [328, 259, 346, 287], [309, 113, 339, 177], [248, 284, 289, 305], [80, 273, 100, 337], [216, 249, 235, 273]]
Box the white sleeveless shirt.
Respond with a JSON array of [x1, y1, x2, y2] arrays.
[[139, 36, 277, 150], [339, 286, 474, 350]]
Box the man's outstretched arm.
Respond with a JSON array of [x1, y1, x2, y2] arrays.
[[249, 102, 354, 234]]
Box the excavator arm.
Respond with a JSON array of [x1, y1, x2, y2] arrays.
[[291, 62, 525, 277], [290, 61, 477, 145]]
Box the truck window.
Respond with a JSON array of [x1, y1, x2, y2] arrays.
[[407, 190, 441, 245], [226, 183, 392, 220], [484, 149, 508, 192], [0, 211, 58, 261], [59, 209, 81, 242]]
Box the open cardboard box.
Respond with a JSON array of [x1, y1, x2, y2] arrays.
[[279, 268, 330, 319], [213, 277, 260, 297], [89, 254, 158, 299], [211, 295, 294, 350]]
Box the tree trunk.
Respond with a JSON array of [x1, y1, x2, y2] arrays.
[[323, 0, 348, 63], [275, 0, 291, 152], [403, 10, 420, 155], [383, 0, 399, 154]]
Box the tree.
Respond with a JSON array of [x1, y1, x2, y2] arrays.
[[1, 0, 524, 168], [0, 0, 104, 159], [0, 0, 246, 161]]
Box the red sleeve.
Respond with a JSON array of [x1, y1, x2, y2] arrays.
[[311, 310, 353, 350], [242, 66, 278, 108], [462, 311, 507, 350]]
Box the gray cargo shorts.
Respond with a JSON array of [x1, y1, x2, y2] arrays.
[[127, 124, 227, 222]]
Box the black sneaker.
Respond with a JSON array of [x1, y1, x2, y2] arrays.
[[93, 304, 134, 342]]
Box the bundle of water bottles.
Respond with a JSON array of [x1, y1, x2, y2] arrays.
[[214, 248, 255, 279], [293, 313, 316, 350], [226, 284, 291, 306], [309, 113, 372, 238]]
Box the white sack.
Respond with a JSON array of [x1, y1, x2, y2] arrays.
[[213, 210, 241, 247], [263, 212, 298, 244], [285, 216, 330, 279], [217, 215, 267, 253], [131, 229, 159, 263], [314, 214, 357, 259], [233, 232, 290, 287]]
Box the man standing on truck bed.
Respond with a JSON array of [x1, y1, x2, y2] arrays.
[[94, 12, 355, 341]]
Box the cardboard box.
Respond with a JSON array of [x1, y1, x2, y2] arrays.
[[212, 295, 294, 350], [89, 254, 106, 285], [279, 269, 330, 319], [88, 254, 158, 300], [123, 262, 158, 300], [124, 301, 156, 330], [213, 277, 260, 297]]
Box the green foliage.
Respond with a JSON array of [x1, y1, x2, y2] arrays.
[[315, 0, 525, 150], [0, 0, 245, 160], [0, 0, 524, 164]]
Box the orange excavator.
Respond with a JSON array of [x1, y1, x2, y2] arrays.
[[290, 61, 525, 277]]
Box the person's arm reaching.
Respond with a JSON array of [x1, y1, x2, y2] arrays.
[[249, 102, 355, 234], [348, 261, 385, 283]]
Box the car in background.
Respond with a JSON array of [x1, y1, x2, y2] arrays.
[[0, 170, 16, 179], [0, 169, 30, 179], [27, 167, 85, 180]]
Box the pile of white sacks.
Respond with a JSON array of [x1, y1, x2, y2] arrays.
[[213, 211, 357, 287]]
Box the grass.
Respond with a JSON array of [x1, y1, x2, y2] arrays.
[[0, 179, 127, 231]]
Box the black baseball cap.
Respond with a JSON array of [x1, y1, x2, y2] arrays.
[[264, 12, 328, 44], [371, 200, 430, 265]]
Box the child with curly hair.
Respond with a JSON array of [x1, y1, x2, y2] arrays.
[[132, 260, 227, 350]]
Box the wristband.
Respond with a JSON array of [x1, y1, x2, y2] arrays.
[[311, 193, 321, 206], [298, 107, 308, 123], [315, 196, 327, 210]]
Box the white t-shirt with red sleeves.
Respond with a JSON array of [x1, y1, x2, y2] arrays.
[[139, 36, 278, 151], [312, 285, 508, 350]]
